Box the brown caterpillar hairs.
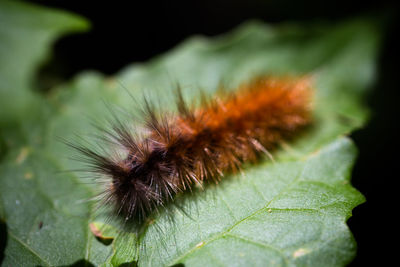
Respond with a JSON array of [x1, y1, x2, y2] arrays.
[[72, 76, 312, 224]]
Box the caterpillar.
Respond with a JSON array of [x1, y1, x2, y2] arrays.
[[72, 76, 312, 225]]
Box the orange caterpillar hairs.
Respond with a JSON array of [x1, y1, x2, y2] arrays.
[[73, 77, 312, 224]]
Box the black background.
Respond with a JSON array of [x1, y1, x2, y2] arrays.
[[10, 0, 400, 266]]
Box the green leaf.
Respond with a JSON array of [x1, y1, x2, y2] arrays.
[[0, 0, 89, 125], [0, 2, 382, 266], [150, 138, 364, 267]]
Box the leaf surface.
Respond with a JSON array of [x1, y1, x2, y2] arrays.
[[0, 2, 381, 266]]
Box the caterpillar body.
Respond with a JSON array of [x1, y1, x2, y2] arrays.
[[74, 77, 312, 224]]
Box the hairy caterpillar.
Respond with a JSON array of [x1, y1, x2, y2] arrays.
[[72, 76, 312, 225]]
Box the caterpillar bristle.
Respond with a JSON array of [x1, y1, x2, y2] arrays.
[[73, 76, 312, 225]]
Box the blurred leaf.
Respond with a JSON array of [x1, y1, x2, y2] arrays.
[[0, 1, 106, 266], [0, 0, 89, 125], [0, 2, 382, 266]]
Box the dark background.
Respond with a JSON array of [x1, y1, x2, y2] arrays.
[[17, 0, 400, 266]]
